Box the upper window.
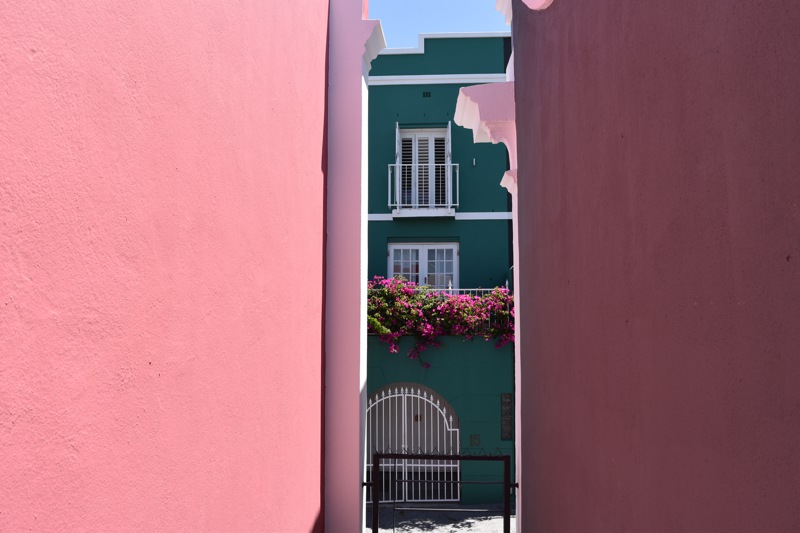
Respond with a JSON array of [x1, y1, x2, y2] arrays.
[[389, 123, 459, 217], [388, 243, 458, 289]]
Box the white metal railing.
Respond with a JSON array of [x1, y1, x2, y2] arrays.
[[429, 287, 501, 297], [367, 286, 510, 298], [410, 279, 511, 297], [388, 163, 459, 213], [365, 386, 460, 503]]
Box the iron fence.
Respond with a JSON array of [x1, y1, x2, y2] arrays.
[[368, 452, 514, 533]]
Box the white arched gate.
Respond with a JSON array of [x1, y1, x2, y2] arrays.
[[365, 384, 460, 503]]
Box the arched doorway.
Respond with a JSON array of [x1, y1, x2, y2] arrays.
[[365, 383, 460, 503]]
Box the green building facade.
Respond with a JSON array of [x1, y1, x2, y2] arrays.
[[366, 34, 515, 504]]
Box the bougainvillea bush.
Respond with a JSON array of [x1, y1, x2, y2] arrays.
[[367, 276, 515, 367]]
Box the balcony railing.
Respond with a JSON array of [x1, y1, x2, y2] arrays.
[[409, 279, 511, 296], [388, 163, 459, 216], [367, 287, 509, 298], [367, 282, 513, 336], [427, 287, 503, 297]]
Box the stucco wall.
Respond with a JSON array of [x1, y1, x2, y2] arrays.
[[0, 2, 328, 530], [513, 0, 800, 531], [368, 336, 515, 503], [368, 84, 511, 216]]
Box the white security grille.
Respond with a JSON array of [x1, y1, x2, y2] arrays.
[[365, 385, 460, 503]]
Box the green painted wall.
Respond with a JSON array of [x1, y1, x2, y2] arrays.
[[368, 218, 512, 288], [367, 85, 513, 287], [368, 336, 515, 504], [369, 36, 509, 76], [368, 84, 510, 215]]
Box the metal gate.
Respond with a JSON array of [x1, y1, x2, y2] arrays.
[[365, 384, 460, 503]]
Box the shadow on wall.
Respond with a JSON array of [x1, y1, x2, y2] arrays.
[[318, 5, 331, 532], [312, 510, 324, 533]]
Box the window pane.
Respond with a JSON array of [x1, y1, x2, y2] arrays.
[[391, 246, 420, 284]]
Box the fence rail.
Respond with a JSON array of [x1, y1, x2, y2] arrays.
[[369, 453, 513, 533]]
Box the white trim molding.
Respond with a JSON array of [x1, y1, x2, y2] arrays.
[[369, 73, 507, 86], [380, 31, 511, 55], [368, 212, 512, 221], [455, 211, 512, 221]]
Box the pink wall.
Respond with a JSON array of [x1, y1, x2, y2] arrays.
[[513, 0, 800, 531], [1, 2, 328, 530]]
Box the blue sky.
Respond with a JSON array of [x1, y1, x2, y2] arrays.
[[370, 0, 509, 49]]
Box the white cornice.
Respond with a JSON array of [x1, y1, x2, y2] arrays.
[[369, 73, 507, 86], [454, 82, 518, 193], [380, 31, 511, 56], [455, 82, 516, 146], [363, 21, 386, 71], [500, 170, 518, 195]]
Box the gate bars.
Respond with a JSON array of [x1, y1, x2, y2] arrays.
[[370, 453, 513, 533], [365, 386, 460, 503]]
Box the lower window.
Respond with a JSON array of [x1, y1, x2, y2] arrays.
[[388, 243, 458, 289]]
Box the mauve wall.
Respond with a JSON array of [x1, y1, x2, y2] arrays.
[[514, 1, 800, 531], [1, 2, 327, 531]]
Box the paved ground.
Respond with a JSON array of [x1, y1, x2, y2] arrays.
[[364, 503, 516, 533]]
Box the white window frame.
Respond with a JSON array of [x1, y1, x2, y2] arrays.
[[390, 122, 457, 217], [387, 242, 459, 289]]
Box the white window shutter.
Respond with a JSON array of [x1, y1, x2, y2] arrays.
[[395, 122, 401, 167], [446, 121, 453, 208], [446, 120, 452, 164]]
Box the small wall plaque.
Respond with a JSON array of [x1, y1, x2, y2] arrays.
[[501, 393, 514, 441]]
